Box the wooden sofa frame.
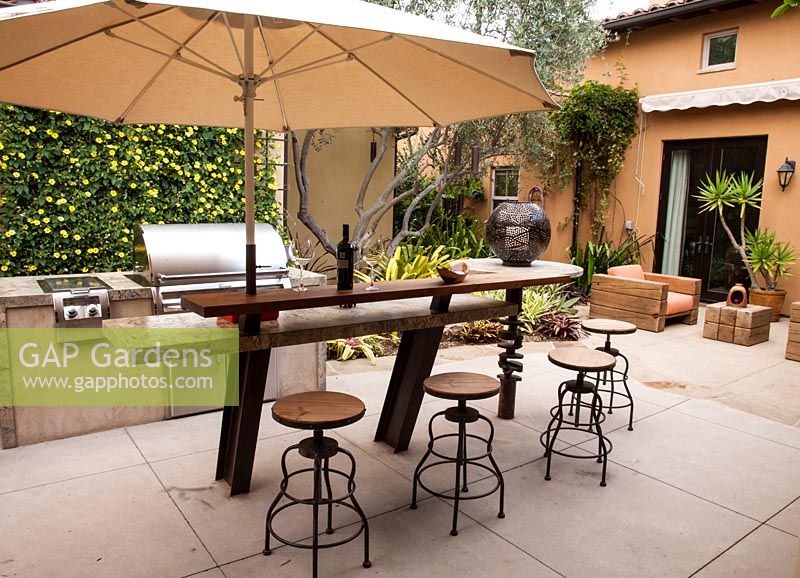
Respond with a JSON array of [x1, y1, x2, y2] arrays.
[[589, 272, 702, 333]]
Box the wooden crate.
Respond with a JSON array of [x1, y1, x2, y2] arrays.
[[703, 302, 771, 346], [786, 302, 800, 361]]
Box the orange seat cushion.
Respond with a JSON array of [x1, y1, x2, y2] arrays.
[[607, 264, 646, 280], [666, 291, 694, 315]]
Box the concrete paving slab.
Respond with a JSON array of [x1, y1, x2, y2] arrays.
[[334, 399, 559, 498], [712, 362, 800, 428], [0, 427, 144, 494], [594, 410, 800, 521], [769, 498, 800, 538], [0, 465, 214, 578], [627, 337, 781, 389], [221, 498, 560, 578], [693, 524, 798, 578], [126, 406, 295, 464], [181, 568, 225, 578], [457, 456, 756, 578], [674, 399, 800, 450], [150, 430, 411, 565]]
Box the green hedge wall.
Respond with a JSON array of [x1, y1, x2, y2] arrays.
[[0, 105, 280, 276]]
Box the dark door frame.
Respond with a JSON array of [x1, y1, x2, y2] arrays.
[[654, 135, 768, 301]]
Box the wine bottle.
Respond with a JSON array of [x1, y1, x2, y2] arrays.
[[337, 224, 354, 296]]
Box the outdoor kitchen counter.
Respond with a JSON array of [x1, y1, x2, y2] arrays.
[[0, 271, 151, 311], [0, 268, 320, 312]]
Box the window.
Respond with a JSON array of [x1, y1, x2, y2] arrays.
[[491, 167, 519, 210], [701, 29, 738, 72]]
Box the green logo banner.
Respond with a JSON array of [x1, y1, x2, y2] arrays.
[[0, 328, 239, 407]]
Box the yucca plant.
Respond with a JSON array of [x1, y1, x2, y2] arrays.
[[745, 229, 797, 290], [695, 171, 763, 287]]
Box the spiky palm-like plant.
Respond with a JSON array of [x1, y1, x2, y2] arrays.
[[695, 171, 763, 287]]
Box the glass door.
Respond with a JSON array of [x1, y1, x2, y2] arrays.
[[655, 136, 767, 302]]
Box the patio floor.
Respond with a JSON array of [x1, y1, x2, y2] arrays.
[[2, 312, 800, 577]]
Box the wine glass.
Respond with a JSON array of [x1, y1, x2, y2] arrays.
[[288, 238, 314, 292], [362, 238, 386, 292]]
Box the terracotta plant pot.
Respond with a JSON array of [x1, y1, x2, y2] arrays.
[[748, 288, 787, 322]]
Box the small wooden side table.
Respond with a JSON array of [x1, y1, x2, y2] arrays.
[[786, 302, 800, 361], [703, 302, 771, 346]]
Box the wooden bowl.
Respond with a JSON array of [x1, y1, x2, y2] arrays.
[[437, 261, 469, 284]]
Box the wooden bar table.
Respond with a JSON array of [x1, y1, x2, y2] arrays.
[[181, 258, 580, 495]]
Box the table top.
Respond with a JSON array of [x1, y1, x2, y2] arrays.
[[181, 258, 581, 318], [581, 319, 637, 335]]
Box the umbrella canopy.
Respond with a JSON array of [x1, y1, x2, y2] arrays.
[[0, 0, 554, 301]]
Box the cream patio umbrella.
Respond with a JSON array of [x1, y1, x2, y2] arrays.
[[0, 0, 554, 298]]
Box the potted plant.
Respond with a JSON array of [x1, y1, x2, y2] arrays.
[[697, 171, 796, 320], [745, 229, 797, 320], [696, 171, 762, 290]]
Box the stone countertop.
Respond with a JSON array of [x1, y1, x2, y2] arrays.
[[104, 294, 519, 350], [0, 268, 325, 309]]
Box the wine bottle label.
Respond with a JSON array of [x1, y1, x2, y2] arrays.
[[337, 259, 349, 268]]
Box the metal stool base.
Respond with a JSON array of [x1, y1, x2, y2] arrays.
[[411, 400, 505, 536], [595, 338, 635, 431], [264, 430, 371, 577], [541, 374, 612, 486]]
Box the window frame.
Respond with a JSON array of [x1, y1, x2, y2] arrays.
[[699, 28, 738, 73], [491, 166, 520, 209]]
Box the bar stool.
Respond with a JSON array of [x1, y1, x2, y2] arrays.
[[264, 391, 371, 577], [581, 319, 637, 431], [541, 347, 616, 486], [410, 372, 505, 536]]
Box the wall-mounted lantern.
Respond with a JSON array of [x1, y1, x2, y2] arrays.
[[778, 157, 795, 191]]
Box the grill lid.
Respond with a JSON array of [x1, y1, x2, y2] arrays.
[[134, 223, 288, 286]]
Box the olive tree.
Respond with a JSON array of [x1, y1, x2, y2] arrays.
[[293, 0, 606, 255]]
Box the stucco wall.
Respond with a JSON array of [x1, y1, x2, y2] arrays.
[[573, 3, 800, 313], [588, 3, 800, 95], [286, 128, 395, 276]]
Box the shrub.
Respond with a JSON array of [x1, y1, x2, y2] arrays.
[[0, 105, 279, 276], [326, 334, 397, 363], [568, 228, 654, 295]]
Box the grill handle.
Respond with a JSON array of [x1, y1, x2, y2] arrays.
[[156, 267, 288, 283]]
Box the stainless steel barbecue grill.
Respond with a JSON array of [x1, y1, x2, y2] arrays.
[[131, 223, 291, 315]]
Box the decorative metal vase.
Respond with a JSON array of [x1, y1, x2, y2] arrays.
[[486, 186, 551, 267]]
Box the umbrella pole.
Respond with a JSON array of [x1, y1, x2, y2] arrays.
[[243, 15, 256, 298], [241, 15, 260, 336]]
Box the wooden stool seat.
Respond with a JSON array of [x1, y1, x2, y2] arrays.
[[548, 347, 615, 373], [271, 391, 366, 430], [581, 318, 637, 335], [423, 372, 500, 401]]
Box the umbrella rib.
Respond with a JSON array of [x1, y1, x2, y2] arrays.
[[255, 24, 320, 78], [396, 35, 551, 106], [257, 18, 289, 131], [222, 12, 246, 76], [311, 26, 441, 126], [110, 3, 236, 80], [0, 6, 174, 74], [255, 36, 393, 86], [113, 13, 221, 124], [104, 30, 234, 82]]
